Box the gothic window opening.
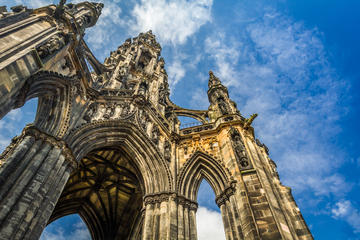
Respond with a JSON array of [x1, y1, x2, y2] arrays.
[[0, 98, 37, 153], [178, 116, 202, 129], [196, 179, 226, 240], [40, 214, 91, 240]]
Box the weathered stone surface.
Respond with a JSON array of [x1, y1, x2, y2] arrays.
[[0, 1, 313, 240]]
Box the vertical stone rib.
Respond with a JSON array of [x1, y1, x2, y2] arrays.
[[0, 136, 37, 200], [27, 161, 72, 239], [183, 206, 190, 240], [13, 146, 63, 239], [142, 203, 154, 240], [152, 203, 160, 239], [0, 140, 51, 230], [229, 195, 244, 239], [0, 126, 77, 239], [189, 208, 197, 240], [178, 203, 184, 240], [159, 201, 168, 240], [225, 201, 240, 240], [0, 136, 34, 188], [220, 204, 233, 240], [169, 197, 178, 239]]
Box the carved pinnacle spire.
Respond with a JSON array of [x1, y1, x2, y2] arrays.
[[208, 70, 222, 88]]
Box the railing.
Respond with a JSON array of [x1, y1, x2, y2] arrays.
[[180, 121, 202, 129]]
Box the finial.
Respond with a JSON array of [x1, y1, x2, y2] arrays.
[[208, 70, 221, 88], [54, 0, 66, 18]]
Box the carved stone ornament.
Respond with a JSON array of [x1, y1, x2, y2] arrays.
[[217, 97, 229, 115], [0, 125, 77, 169], [164, 140, 171, 162], [83, 102, 135, 123], [215, 183, 236, 207], [229, 127, 251, 170], [138, 109, 150, 132], [144, 193, 198, 211], [37, 33, 67, 59], [151, 125, 160, 145], [83, 102, 98, 122]]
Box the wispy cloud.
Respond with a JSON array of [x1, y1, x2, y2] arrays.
[[83, 0, 123, 50], [13, 0, 55, 8], [168, 58, 186, 89], [40, 218, 91, 240], [205, 9, 350, 199], [0, 108, 23, 150], [129, 0, 213, 46], [331, 200, 360, 233]]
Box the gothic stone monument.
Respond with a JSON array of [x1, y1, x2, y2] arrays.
[[0, 2, 313, 240]]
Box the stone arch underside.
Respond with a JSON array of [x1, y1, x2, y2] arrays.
[[177, 151, 232, 201], [66, 120, 173, 194], [19, 71, 74, 136], [49, 147, 143, 240], [48, 121, 173, 239]]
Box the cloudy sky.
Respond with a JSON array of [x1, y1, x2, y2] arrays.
[[1, 0, 360, 239]]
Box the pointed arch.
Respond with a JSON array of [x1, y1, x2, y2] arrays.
[[177, 151, 232, 201], [66, 120, 173, 194], [17, 71, 74, 136]]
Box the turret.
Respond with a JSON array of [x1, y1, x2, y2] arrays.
[[207, 71, 239, 121], [102, 30, 170, 114]]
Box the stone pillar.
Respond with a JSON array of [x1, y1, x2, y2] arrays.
[[0, 126, 76, 239], [142, 202, 154, 240], [216, 184, 248, 240], [189, 203, 198, 240], [142, 192, 178, 240], [177, 202, 185, 240], [177, 196, 198, 240]]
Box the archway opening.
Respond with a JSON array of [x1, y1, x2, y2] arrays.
[[178, 116, 202, 129], [48, 147, 144, 240], [196, 179, 226, 240], [40, 214, 91, 239], [0, 98, 38, 152]]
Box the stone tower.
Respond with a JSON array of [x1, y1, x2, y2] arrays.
[[0, 2, 313, 240]]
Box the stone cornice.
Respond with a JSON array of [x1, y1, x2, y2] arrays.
[[1, 125, 77, 169], [143, 192, 198, 211]]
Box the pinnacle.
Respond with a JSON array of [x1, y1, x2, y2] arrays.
[[208, 70, 222, 88]]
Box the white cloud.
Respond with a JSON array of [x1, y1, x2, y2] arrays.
[[40, 218, 91, 240], [14, 0, 55, 8], [197, 207, 225, 240], [190, 89, 208, 110], [129, 0, 213, 45], [84, 0, 123, 49], [168, 59, 186, 89], [332, 200, 360, 233], [0, 108, 23, 151], [204, 10, 349, 198]]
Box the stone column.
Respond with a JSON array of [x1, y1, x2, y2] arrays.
[[177, 201, 185, 240], [216, 185, 247, 240], [142, 202, 154, 240], [189, 203, 198, 240], [142, 192, 178, 240], [177, 196, 198, 240], [0, 126, 76, 239]]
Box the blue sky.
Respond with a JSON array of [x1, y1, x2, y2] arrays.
[[1, 0, 360, 239]]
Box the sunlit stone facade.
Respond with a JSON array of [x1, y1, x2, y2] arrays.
[[0, 2, 313, 239]]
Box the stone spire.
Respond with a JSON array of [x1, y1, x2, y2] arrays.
[[207, 71, 239, 120], [62, 1, 104, 33], [208, 70, 221, 88], [101, 30, 169, 114]]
